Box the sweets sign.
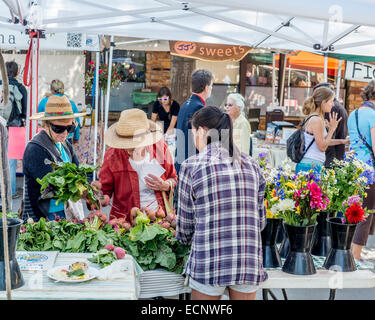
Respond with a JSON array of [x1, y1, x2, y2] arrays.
[[169, 41, 252, 61]]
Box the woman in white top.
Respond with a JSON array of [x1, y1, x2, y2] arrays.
[[295, 86, 349, 174], [225, 93, 252, 154]]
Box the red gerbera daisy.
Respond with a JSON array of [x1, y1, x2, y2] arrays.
[[345, 203, 366, 224]]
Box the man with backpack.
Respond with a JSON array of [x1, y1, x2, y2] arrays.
[[0, 61, 27, 199]]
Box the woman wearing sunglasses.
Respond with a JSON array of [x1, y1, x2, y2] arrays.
[[151, 86, 180, 136], [225, 93, 252, 154], [22, 95, 87, 222]]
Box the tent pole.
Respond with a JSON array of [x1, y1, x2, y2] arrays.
[[336, 60, 343, 100], [93, 51, 100, 180], [102, 35, 114, 163], [272, 52, 275, 106], [25, 86, 31, 143], [324, 54, 328, 83], [31, 35, 39, 138], [307, 71, 311, 96], [287, 64, 291, 107], [0, 52, 11, 300]]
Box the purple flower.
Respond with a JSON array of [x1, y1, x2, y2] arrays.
[[259, 152, 267, 159], [341, 218, 346, 224]]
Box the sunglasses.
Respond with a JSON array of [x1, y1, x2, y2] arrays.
[[225, 103, 233, 107], [158, 97, 169, 102], [50, 123, 76, 134]]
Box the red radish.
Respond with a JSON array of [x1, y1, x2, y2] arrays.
[[161, 222, 171, 229], [114, 247, 126, 259], [105, 244, 115, 251], [102, 195, 110, 206], [123, 222, 131, 231], [148, 211, 156, 221], [130, 207, 139, 219], [156, 206, 166, 219], [166, 214, 175, 223], [170, 219, 177, 228]]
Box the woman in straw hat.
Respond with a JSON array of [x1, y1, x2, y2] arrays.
[[89, 108, 177, 222], [22, 95, 87, 222]]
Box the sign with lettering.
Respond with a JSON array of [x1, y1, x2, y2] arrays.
[[170, 41, 252, 61], [0, 30, 100, 51], [345, 61, 375, 82]]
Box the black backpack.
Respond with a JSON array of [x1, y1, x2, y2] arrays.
[[287, 115, 318, 163]]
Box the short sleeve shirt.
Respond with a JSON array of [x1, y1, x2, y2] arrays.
[[152, 100, 180, 133]]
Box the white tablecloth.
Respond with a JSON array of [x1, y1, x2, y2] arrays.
[[0, 252, 139, 300], [252, 139, 296, 170]]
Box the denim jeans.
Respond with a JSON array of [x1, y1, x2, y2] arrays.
[[295, 158, 324, 175], [8, 158, 17, 196], [6, 140, 17, 196]]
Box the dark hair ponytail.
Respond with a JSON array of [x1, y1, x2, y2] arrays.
[[191, 106, 236, 158]]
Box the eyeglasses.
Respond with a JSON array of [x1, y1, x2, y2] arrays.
[[225, 103, 233, 107], [158, 97, 169, 102], [50, 123, 76, 134]]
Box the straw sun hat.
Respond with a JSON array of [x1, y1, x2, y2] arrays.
[[105, 108, 163, 149], [30, 95, 87, 121]]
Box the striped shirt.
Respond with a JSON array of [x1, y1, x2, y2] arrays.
[[176, 142, 268, 286]]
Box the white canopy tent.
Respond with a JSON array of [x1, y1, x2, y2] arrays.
[[2, 0, 374, 161], [2, 0, 375, 56]]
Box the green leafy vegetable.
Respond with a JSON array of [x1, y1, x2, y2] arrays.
[[87, 248, 117, 268], [37, 161, 100, 207], [68, 269, 85, 277]]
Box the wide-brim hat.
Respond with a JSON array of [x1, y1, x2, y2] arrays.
[[30, 95, 87, 120], [105, 108, 163, 149]]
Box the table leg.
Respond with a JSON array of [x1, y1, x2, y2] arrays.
[[329, 289, 336, 300], [263, 289, 288, 300], [281, 289, 288, 300], [262, 289, 269, 300], [262, 289, 279, 300]]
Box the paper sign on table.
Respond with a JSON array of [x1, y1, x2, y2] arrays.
[[16, 251, 59, 271]]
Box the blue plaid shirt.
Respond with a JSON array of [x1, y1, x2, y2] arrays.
[[176, 142, 268, 286]]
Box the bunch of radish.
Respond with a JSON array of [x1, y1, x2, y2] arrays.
[[130, 205, 177, 231], [107, 218, 131, 232]]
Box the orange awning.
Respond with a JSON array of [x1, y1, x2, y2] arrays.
[[276, 51, 345, 76]]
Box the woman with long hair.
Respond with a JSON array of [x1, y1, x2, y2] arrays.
[[295, 86, 348, 174], [176, 106, 268, 300]]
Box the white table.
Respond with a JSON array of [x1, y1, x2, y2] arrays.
[[252, 140, 296, 170], [0, 253, 139, 300], [135, 268, 375, 300], [260, 269, 375, 300]]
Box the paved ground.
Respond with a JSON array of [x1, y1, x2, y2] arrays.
[[7, 176, 375, 300]]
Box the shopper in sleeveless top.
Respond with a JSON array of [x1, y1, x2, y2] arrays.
[[295, 86, 349, 174], [348, 80, 375, 260]]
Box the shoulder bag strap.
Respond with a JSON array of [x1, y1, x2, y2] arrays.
[[302, 115, 319, 156]]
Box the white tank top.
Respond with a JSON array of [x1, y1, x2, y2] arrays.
[[303, 117, 327, 163]]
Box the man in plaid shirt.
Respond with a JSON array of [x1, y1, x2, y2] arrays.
[[176, 106, 268, 300]]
